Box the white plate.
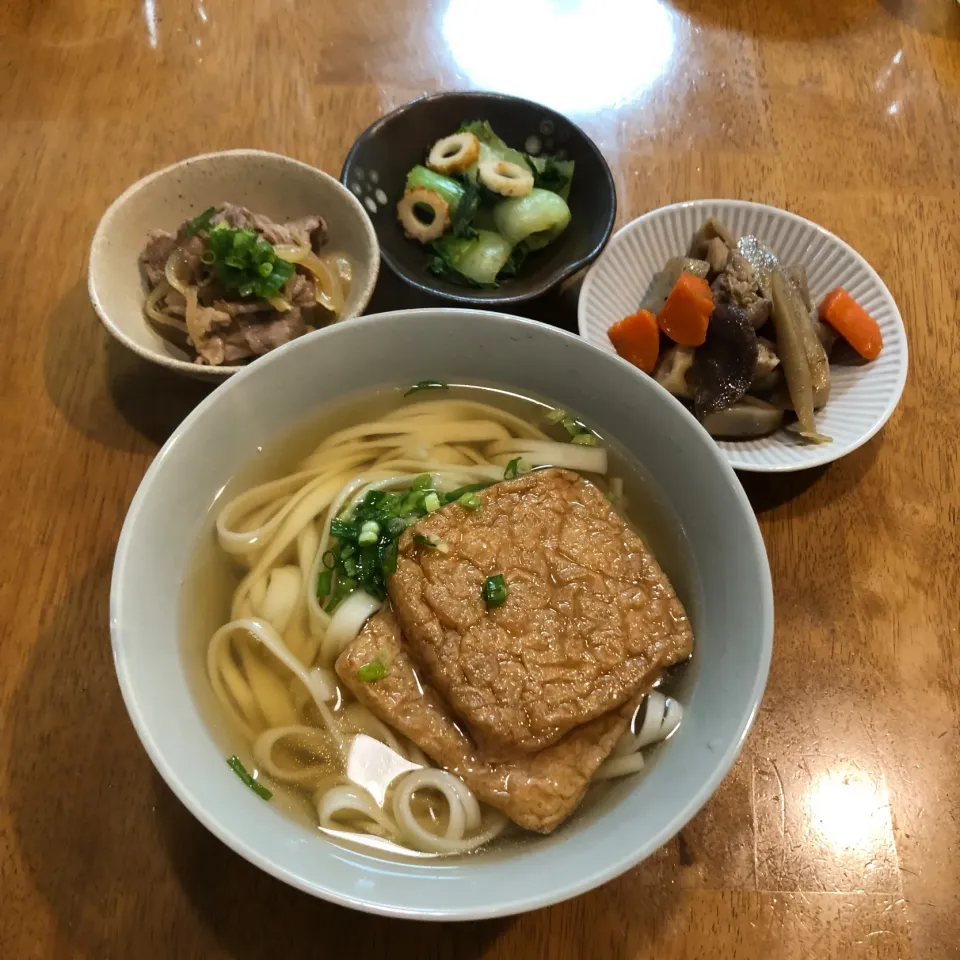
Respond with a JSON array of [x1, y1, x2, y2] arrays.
[[578, 200, 908, 472]]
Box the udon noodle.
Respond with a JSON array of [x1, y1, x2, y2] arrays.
[[206, 395, 684, 855]]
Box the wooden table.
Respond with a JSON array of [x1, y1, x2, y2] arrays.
[[2, 0, 959, 956]]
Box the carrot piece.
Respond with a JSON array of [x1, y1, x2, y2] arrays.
[[657, 273, 714, 347], [819, 287, 883, 360], [608, 309, 660, 374]]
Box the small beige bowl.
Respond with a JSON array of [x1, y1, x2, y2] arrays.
[[89, 150, 381, 379]]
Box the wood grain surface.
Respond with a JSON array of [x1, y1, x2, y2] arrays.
[[1, 0, 959, 957]]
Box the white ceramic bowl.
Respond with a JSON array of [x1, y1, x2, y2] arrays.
[[111, 308, 773, 919], [89, 149, 380, 379], [579, 200, 908, 472]]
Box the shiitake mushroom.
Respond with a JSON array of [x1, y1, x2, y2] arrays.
[[691, 302, 759, 419]]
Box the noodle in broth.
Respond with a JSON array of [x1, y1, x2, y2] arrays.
[[200, 387, 688, 856]]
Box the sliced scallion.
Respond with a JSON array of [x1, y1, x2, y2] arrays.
[[227, 755, 272, 800], [358, 520, 380, 545], [482, 574, 508, 608], [357, 659, 388, 683]]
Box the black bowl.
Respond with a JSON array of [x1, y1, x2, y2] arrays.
[[340, 92, 617, 307]]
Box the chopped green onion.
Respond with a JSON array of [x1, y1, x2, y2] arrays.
[[561, 417, 581, 438], [325, 576, 357, 613], [413, 534, 435, 549], [200, 249, 216, 265], [226, 755, 272, 800], [544, 408, 569, 425], [404, 380, 449, 397], [410, 473, 434, 491], [186, 206, 216, 237], [457, 492, 482, 509], [316, 570, 332, 599], [357, 659, 388, 683], [482, 574, 508, 608], [358, 520, 380, 545], [342, 556, 358, 577], [330, 518, 356, 540], [385, 516, 409, 538], [443, 482, 490, 503], [322, 550, 336, 569], [571, 433, 599, 446], [504, 457, 532, 480], [424, 492, 441, 513]]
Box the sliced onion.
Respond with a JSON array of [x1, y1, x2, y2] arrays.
[[164, 246, 194, 295], [320, 590, 382, 664], [331, 254, 352, 290], [268, 295, 292, 312], [144, 280, 188, 332]]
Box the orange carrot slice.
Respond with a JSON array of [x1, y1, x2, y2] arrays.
[[819, 288, 883, 360], [608, 309, 660, 374], [657, 273, 714, 347]]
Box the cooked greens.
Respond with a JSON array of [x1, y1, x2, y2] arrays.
[[397, 120, 574, 287]]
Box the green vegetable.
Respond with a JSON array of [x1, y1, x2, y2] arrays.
[[498, 244, 529, 278], [404, 381, 449, 397], [457, 492, 482, 509], [450, 175, 480, 238], [544, 408, 569, 425], [358, 520, 380, 545], [503, 457, 532, 480], [330, 518, 356, 539], [523, 154, 576, 199], [571, 433, 599, 446], [204, 223, 294, 299], [357, 659, 388, 683], [186, 206, 216, 237], [444, 482, 490, 503], [458, 120, 528, 170], [493, 189, 571, 249], [325, 575, 357, 613], [316, 570, 332, 599], [482, 574, 508, 608], [413, 534, 436, 549], [325, 474, 454, 602], [405, 165, 465, 213], [430, 230, 513, 287], [227, 756, 272, 800]]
